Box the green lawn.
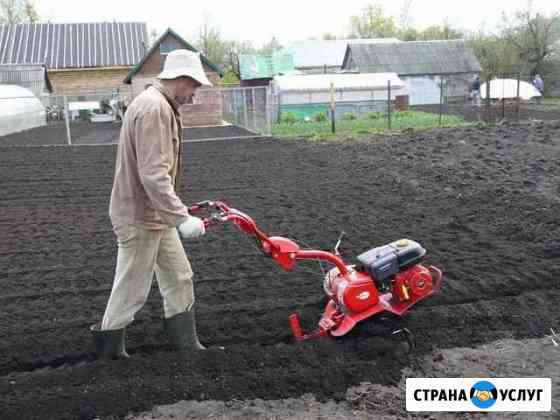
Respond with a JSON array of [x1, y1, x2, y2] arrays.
[[271, 111, 468, 139]]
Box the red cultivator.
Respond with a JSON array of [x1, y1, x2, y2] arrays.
[[189, 201, 443, 342]]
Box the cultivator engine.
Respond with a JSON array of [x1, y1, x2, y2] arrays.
[[189, 201, 443, 342]]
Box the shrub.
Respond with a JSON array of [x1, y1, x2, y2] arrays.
[[281, 112, 298, 124], [313, 112, 327, 122], [342, 113, 357, 120], [366, 112, 383, 120]]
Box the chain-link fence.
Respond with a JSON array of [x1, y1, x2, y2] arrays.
[[412, 73, 560, 125], [267, 73, 560, 138], [0, 90, 126, 146], [221, 86, 273, 137], [1, 75, 558, 146]]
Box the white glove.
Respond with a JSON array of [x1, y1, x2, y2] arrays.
[[178, 216, 206, 239]]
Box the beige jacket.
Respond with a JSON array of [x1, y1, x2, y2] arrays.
[[109, 81, 189, 230]]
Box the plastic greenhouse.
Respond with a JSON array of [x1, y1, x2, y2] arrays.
[[272, 73, 407, 120], [480, 79, 541, 100], [0, 85, 46, 137]]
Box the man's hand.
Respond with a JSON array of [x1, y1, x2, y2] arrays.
[[178, 217, 206, 239]]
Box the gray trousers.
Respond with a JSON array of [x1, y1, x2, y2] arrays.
[[101, 224, 194, 330]]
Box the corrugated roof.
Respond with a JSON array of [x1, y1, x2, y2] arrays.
[[280, 38, 400, 69], [0, 63, 52, 94], [0, 22, 148, 69], [273, 72, 405, 92], [344, 40, 481, 75], [239, 54, 294, 80]]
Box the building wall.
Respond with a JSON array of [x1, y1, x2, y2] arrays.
[[402, 73, 478, 105], [240, 78, 271, 87], [48, 68, 132, 95]]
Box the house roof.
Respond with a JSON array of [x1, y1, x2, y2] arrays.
[[280, 38, 401, 69], [273, 72, 406, 92], [0, 63, 52, 93], [123, 28, 223, 84], [239, 53, 294, 80], [344, 40, 482, 76], [0, 22, 148, 69]]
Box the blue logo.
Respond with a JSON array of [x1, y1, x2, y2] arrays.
[[470, 381, 498, 409]]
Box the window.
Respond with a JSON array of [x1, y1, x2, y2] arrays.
[[160, 39, 180, 55]]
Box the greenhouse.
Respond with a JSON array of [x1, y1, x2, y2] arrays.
[[0, 85, 46, 137], [271, 73, 407, 120]]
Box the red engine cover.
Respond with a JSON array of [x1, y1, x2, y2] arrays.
[[327, 270, 379, 313], [393, 265, 433, 302]]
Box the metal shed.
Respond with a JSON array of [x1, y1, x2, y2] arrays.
[[343, 40, 482, 105], [272, 72, 407, 119], [0, 64, 52, 98]]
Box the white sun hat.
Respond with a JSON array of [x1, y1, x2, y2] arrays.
[[157, 49, 212, 86]]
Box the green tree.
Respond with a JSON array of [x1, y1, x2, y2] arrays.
[[322, 33, 338, 40], [0, 0, 39, 23], [348, 3, 397, 38], [466, 30, 521, 78], [419, 20, 463, 40]]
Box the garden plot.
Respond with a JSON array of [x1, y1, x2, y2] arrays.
[[0, 121, 559, 419]]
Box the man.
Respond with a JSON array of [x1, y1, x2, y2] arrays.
[[90, 50, 213, 358], [533, 74, 544, 104], [470, 75, 481, 107]]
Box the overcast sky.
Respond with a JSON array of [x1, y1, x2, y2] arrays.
[[39, 0, 558, 47]]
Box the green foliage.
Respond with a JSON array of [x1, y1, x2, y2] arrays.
[[221, 69, 240, 85], [466, 31, 520, 78], [349, 3, 397, 38], [418, 21, 463, 40], [342, 113, 357, 121], [365, 112, 383, 120], [280, 113, 298, 124], [313, 112, 327, 122], [272, 111, 467, 139]]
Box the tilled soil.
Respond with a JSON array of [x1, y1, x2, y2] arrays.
[[413, 103, 560, 123], [1, 121, 559, 419], [0, 122, 257, 146], [128, 337, 559, 420]]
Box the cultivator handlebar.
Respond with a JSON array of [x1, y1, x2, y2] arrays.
[[188, 200, 348, 274]]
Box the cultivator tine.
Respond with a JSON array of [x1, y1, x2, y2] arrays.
[[392, 328, 415, 352]]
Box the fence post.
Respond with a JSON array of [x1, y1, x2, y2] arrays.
[[251, 88, 257, 132], [516, 74, 521, 121], [242, 89, 249, 129], [439, 76, 444, 126], [63, 95, 72, 145], [266, 86, 272, 136], [330, 82, 336, 134], [387, 80, 392, 130], [485, 77, 491, 123], [501, 76, 506, 120]]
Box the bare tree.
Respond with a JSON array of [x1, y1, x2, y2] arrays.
[[502, 2, 560, 74], [0, 0, 39, 23], [195, 15, 229, 68]]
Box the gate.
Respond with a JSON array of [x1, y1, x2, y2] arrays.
[[220, 86, 273, 137]]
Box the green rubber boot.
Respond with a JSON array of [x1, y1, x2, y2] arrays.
[[164, 308, 206, 351], [90, 324, 130, 359]]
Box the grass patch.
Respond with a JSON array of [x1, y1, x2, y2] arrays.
[[272, 111, 467, 139]]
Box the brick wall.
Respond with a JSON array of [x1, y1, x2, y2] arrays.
[[48, 68, 132, 95], [180, 87, 223, 127]]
